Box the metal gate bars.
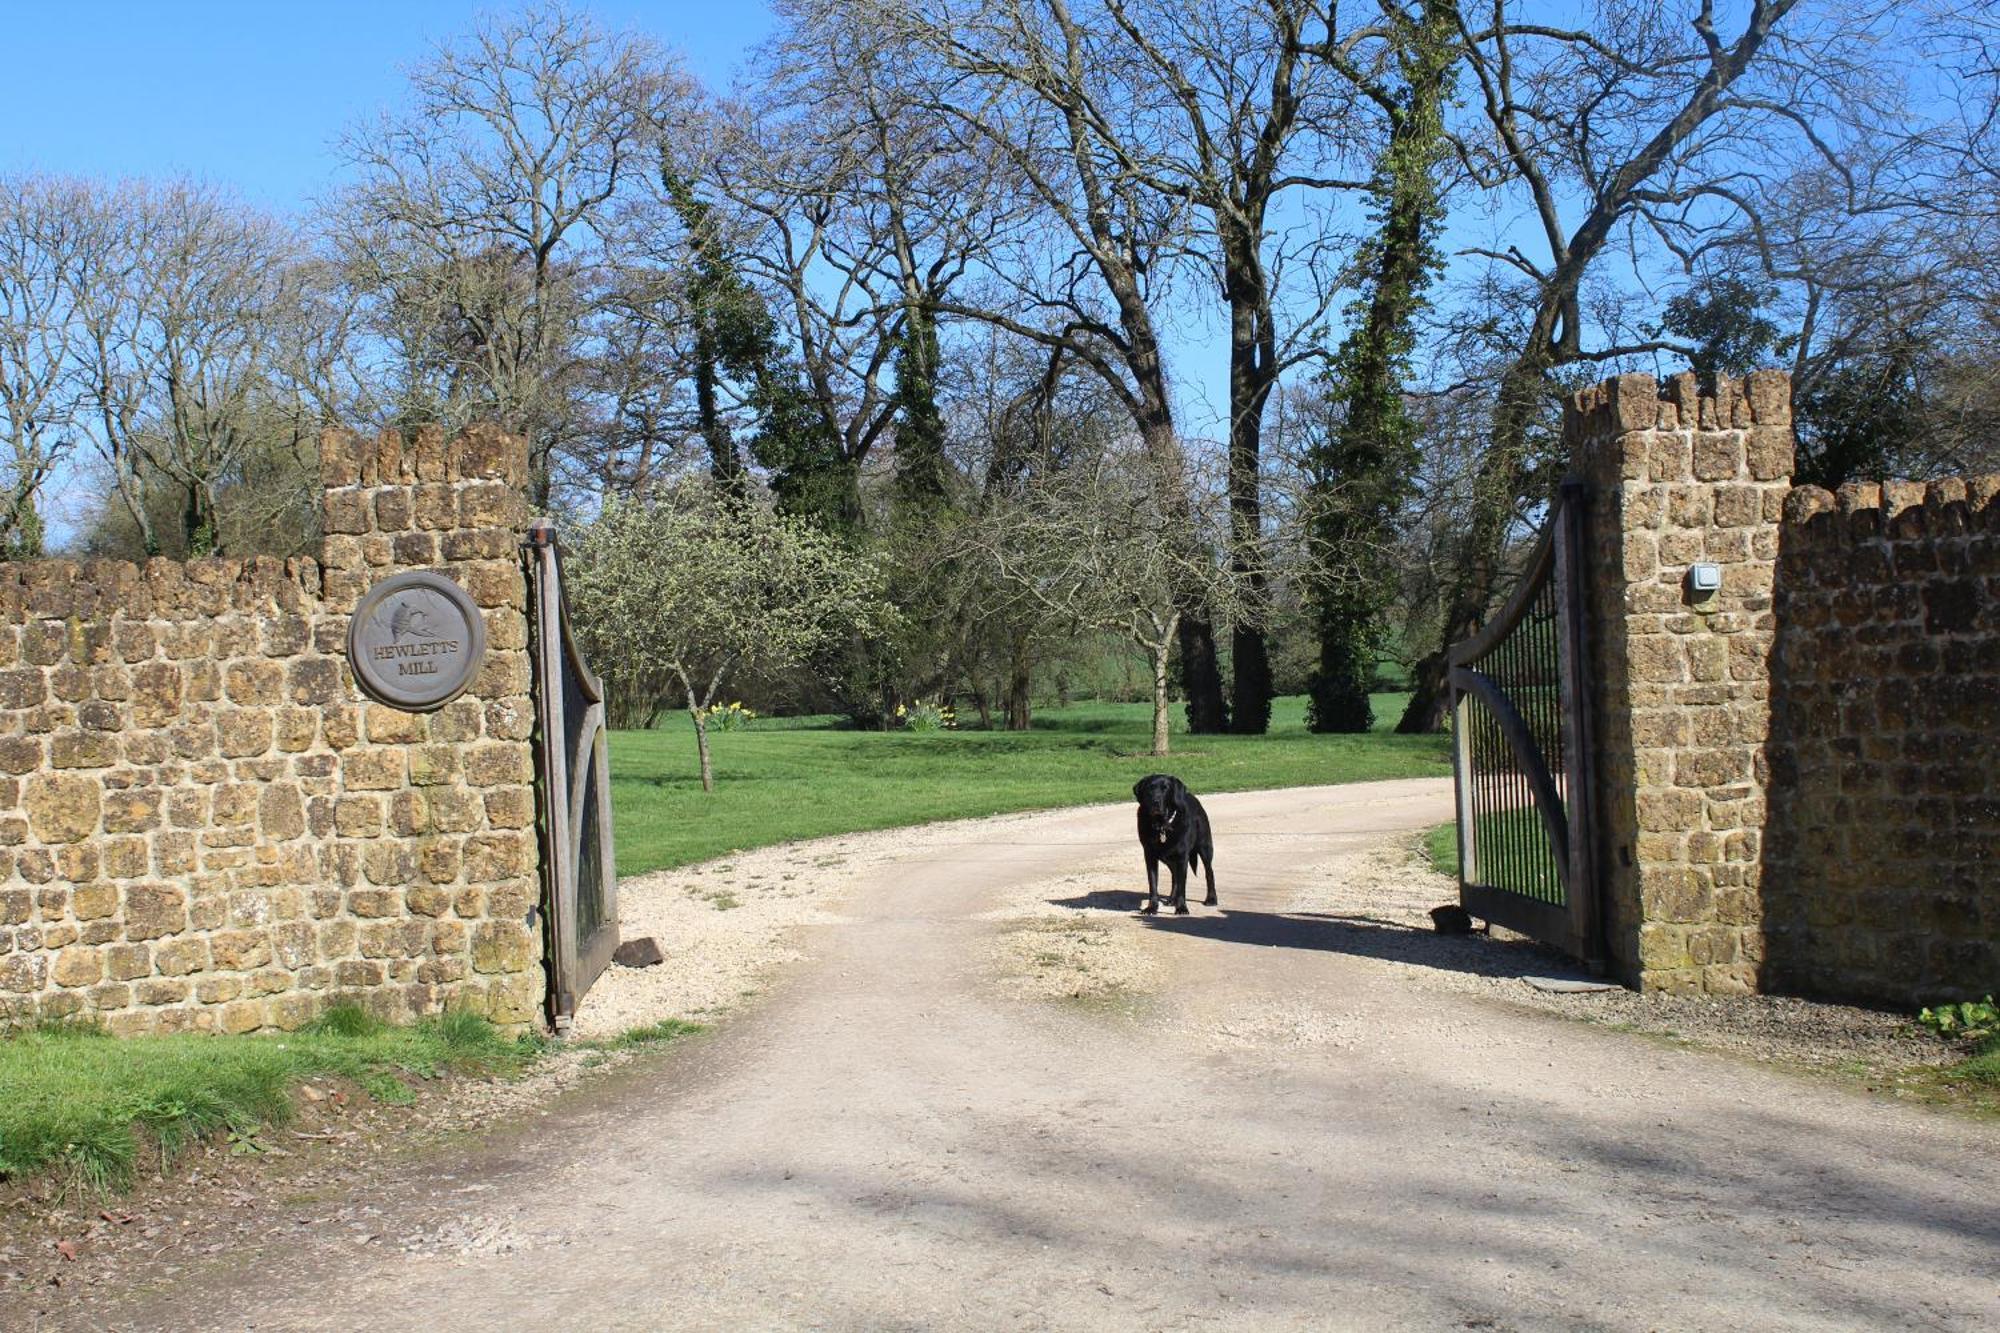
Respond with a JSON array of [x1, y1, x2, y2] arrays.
[[526, 518, 620, 1029], [1446, 480, 1602, 967]]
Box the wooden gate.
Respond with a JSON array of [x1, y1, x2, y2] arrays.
[[526, 518, 619, 1029], [1447, 481, 1602, 966]]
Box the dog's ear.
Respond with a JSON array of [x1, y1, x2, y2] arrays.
[[1168, 775, 1189, 799], [1132, 779, 1148, 802]]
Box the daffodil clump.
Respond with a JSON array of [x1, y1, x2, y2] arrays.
[[702, 700, 757, 732], [898, 699, 956, 732]]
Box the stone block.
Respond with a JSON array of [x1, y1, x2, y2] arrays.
[[323, 489, 373, 535], [123, 884, 188, 940], [288, 657, 344, 706], [216, 710, 274, 758], [259, 783, 306, 839], [462, 832, 532, 883], [155, 936, 210, 976], [210, 930, 272, 971], [100, 835, 149, 879], [52, 946, 103, 988], [1692, 432, 1743, 482], [364, 705, 426, 745], [343, 749, 404, 791], [335, 795, 385, 838], [24, 772, 100, 842], [464, 742, 531, 788], [470, 921, 534, 975], [49, 731, 119, 769], [483, 787, 534, 830]]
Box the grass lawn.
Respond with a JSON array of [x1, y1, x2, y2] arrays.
[[610, 693, 1450, 875]]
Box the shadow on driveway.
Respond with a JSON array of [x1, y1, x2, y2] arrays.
[[1047, 889, 1585, 982]]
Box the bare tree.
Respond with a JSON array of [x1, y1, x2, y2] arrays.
[[0, 176, 94, 557], [331, 2, 682, 505], [832, 0, 1254, 728], [1398, 0, 1856, 731], [63, 181, 306, 557], [955, 437, 1277, 754], [1081, 0, 1378, 732]]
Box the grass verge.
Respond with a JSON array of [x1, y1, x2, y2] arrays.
[[1423, 821, 1459, 877], [612, 692, 1449, 874], [0, 1007, 537, 1194], [594, 1018, 706, 1050], [1901, 1032, 2000, 1115]]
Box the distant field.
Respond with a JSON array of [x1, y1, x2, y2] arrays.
[[608, 693, 1450, 875]]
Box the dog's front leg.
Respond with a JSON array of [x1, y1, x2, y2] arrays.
[[1141, 849, 1160, 914]]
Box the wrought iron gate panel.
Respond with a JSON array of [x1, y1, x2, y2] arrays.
[[1447, 480, 1601, 966], [527, 519, 619, 1028]]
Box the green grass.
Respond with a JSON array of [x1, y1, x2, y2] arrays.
[[0, 1006, 537, 1193], [1424, 821, 1459, 877], [593, 1018, 707, 1050], [610, 693, 1449, 874], [1899, 1031, 2000, 1116]]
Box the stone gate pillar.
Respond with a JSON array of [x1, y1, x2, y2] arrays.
[[1566, 372, 1793, 993], [310, 426, 542, 1028]]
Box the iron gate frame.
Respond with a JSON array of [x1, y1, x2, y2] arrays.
[[526, 518, 620, 1029], [1446, 479, 1603, 967]]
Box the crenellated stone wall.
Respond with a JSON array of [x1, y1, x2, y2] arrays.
[[0, 426, 545, 1035], [1568, 369, 1997, 1003], [1763, 477, 2000, 1004]]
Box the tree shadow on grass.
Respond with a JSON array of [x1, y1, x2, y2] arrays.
[[1047, 890, 1584, 982]]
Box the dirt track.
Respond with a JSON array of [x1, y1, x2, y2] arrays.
[[64, 780, 2000, 1331]]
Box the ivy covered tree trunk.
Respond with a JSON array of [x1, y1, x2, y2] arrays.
[[1178, 617, 1229, 734], [1, 488, 43, 561], [891, 302, 950, 522], [663, 169, 776, 486], [1308, 0, 1456, 734]]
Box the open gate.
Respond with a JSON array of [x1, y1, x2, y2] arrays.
[[526, 518, 619, 1030], [1447, 480, 1602, 967]]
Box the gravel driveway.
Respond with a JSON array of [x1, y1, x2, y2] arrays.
[[62, 779, 2000, 1331]]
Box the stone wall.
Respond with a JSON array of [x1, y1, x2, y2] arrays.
[[1569, 368, 1997, 1003], [0, 427, 544, 1035], [1568, 371, 1793, 994], [1763, 477, 2000, 1003]]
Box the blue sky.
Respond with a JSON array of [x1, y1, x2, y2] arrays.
[[0, 1, 774, 209]]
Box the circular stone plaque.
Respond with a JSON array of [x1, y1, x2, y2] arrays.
[[347, 571, 488, 711]]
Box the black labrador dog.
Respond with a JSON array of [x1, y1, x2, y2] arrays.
[[1132, 774, 1216, 915]]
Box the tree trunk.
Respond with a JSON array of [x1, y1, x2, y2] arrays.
[[1223, 222, 1276, 736], [1005, 635, 1032, 731], [1150, 640, 1172, 757], [1177, 616, 1227, 733], [693, 336, 740, 484], [687, 695, 715, 793], [2, 488, 43, 560], [970, 686, 993, 731]]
